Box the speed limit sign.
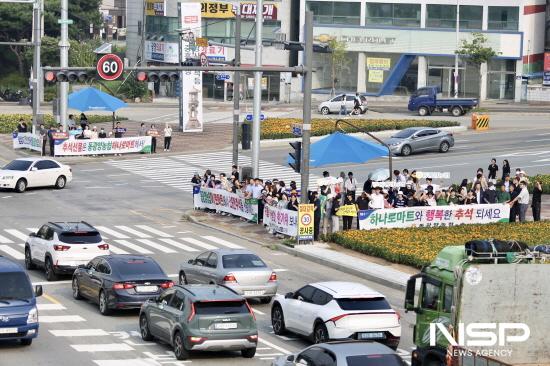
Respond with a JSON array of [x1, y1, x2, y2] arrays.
[[97, 53, 124, 81]]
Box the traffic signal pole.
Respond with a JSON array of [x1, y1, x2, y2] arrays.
[[31, 0, 42, 131], [177, 3, 184, 132], [251, 0, 263, 178], [59, 0, 70, 130], [300, 11, 313, 204], [232, 10, 241, 167]]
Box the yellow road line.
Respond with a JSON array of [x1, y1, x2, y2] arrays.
[[43, 293, 61, 305]]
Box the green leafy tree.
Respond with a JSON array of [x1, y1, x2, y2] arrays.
[[0, 3, 33, 76], [456, 33, 498, 103], [327, 38, 347, 96]]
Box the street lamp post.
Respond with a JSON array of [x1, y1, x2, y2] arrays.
[[251, 0, 263, 178], [454, 0, 460, 98]]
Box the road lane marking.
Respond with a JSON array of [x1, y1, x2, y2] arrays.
[[71, 343, 135, 352], [80, 169, 105, 172], [93, 359, 165, 366], [258, 338, 291, 354], [108, 245, 130, 254], [37, 303, 65, 311], [0, 234, 14, 244], [273, 269, 289, 272], [135, 225, 173, 238], [4, 229, 29, 241], [114, 226, 152, 238], [114, 240, 153, 254], [180, 237, 217, 250], [252, 308, 265, 315], [136, 239, 177, 253], [96, 226, 130, 239], [26, 228, 38, 233], [158, 238, 198, 252], [0, 245, 24, 260], [50, 329, 110, 337], [40, 315, 86, 323], [32, 280, 72, 286], [201, 236, 243, 249]]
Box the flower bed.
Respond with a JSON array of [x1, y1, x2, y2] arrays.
[[0, 114, 128, 134], [330, 221, 550, 268], [260, 118, 460, 140]]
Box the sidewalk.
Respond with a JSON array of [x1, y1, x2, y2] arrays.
[[184, 209, 415, 291]]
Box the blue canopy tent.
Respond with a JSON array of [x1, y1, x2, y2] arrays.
[[68, 87, 127, 128]]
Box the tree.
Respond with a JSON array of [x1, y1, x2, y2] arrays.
[[0, 3, 33, 76], [456, 33, 498, 103], [327, 38, 347, 97]]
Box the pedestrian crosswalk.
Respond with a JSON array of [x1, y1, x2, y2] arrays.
[[0, 224, 243, 261], [105, 151, 321, 193]]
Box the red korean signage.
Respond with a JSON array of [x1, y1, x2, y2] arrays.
[[544, 52, 550, 71]]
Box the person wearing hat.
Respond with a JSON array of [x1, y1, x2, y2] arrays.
[[394, 191, 407, 208]]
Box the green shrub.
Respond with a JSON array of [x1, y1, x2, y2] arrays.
[[0, 114, 128, 134]]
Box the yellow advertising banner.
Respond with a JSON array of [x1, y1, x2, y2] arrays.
[[201, 2, 234, 18], [196, 37, 209, 47], [201, 1, 278, 20], [368, 70, 384, 83], [336, 204, 358, 217], [367, 57, 391, 70], [298, 204, 314, 241], [146, 0, 165, 16]]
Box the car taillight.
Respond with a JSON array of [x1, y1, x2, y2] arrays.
[[396, 311, 401, 323], [245, 300, 256, 321], [160, 281, 174, 289], [269, 272, 277, 282], [112, 283, 135, 290], [329, 314, 349, 323], [188, 302, 196, 322], [98, 244, 109, 250], [53, 245, 70, 251], [223, 273, 237, 283], [247, 334, 258, 342], [188, 336, 206, 344]]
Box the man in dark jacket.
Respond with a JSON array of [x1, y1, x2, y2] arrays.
[[483, 182, 497, 204]]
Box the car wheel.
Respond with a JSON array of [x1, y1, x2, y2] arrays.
[[72, 277, 83, 300], [55, 175, 66, 189], [45, 257, 58, 281], [400, 144, 412, 156], [179, 271, 188, 285], [313, 322, 329, 344], [140, 314, 154, 341], [20, 338, 32, 346], [241, 347, 256, 358], [173, 331, 189, 360], [25, 247, 36, 270], [271, 304, 287, 335], [260, 297, 273, 304], [99, 290, 111, 316], [15, 178, 27, 193], [439, 141, 450, 153], [451, 106, 462, 117], [418, 106, 430, 116], [321, 107, 330, 115]]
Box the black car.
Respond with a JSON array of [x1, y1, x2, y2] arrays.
[[72, 254, 173, 315]]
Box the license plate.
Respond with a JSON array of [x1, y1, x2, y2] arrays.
[[358, 332, 385, 340], [135, 285, 158, 293], [0, 328, 18, 334], [214, 322, 238, 330], [244, 290, 265, 296]]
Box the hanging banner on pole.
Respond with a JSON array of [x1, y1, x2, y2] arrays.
[[180, 3, 204, 133]]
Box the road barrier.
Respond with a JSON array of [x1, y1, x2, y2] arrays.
[[471, 113, 490, 131]]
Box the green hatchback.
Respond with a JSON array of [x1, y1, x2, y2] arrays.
[[139, 284, 258, 360]]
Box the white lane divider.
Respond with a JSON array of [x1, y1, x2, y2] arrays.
[[180, 237, 217, 250], [50, 329, 110, 337], [96, 226, 130, 239], [201, 236, 243, 249], [158, 238, 198, 252], [114, 226, 152, 238], [135, 225, 173, 238], [114, 240, 154, 255], [135, 239, 177, 254]]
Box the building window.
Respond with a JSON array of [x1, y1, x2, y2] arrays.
[[307, 1, 361, 25], [201, 19, 281, 44], [488, 6, 519, 31], [366, 3, 421, 27], [146, 16, 180, 42], [487, 60, 516, 99], [427, 5, 483, 30], [460, 6, 482, 30]]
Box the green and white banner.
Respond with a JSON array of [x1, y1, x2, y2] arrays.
[[12, 132, 42, 152]]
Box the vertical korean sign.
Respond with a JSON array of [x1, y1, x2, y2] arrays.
[[180, 3, 204, 132], [298, 204, 315, 242], [543, 53, 550, 86]]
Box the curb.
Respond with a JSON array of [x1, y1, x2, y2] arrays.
[[259, 126, 467, 148], [182, 210, 407, 291]]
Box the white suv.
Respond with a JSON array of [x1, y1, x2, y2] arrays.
[[271, 281, 400, 349], [25, 222, 110, 281]]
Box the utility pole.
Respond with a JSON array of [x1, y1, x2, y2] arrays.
[[300, 11, 313, 203], [59, 0, 70, 130], [454, 0, 460, 98], [232, 8, 241, 166], [177, 2, 184, 132], [141, 0, 147, 66], [251, 0, 263, 178], [31, 0, 42, 130]]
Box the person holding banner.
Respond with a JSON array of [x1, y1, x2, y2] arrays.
[[17, 119, 28, 133], [148, 124, 158, 153], [342, 193, 355, 231], [163, 123, 172, 151], [39, 124, 47, 156], [331, 194, 341, 232]]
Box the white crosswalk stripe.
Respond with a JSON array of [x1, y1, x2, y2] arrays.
[[26, 228, 38, 233], [114, 226, 152, 238], [93, 360, 163, 366], [0, 234, 14, 244], [95, 226, 130, 239], [40, 315, 86, 323], [114, 240, 154, 254], [0, 245, 24, 260], [135, 239, 177, 254], [37, 304, 66, 311], [108, 244, 129, 255], [4, 229, 29, 241], [202, 235, 243, 249], [71, 343, 134, 352], [50, 329, 110, 337], [135, 225, 173, 238], [180, 237, 217, 250], [158, 238, 198, 252]]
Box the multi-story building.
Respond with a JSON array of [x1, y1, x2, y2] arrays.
[[299, 0, 546, 101]]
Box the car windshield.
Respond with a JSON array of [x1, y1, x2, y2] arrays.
[[391, 129, 416, 139], [2, 160, 32, 171], [336, 297, 391, 311], [222, 254, 266, 269], [347, 354, 406, 366], [59, 232, 102, 244], [195, 300, 248, 315], [0, 272, 33, 300], [116, 259, 164, 276]]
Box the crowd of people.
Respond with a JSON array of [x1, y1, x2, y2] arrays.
[[193, 158, 544, 240]]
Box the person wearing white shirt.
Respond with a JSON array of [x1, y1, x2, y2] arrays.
[[82, 125, 93, 139], [344, 171, 357, 199], [509, 181, 530, 222], [163, 123, 173, 151], [366, 187, 385, 209]]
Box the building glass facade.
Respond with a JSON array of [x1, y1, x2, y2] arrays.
[[427, 5, 483, 30], [366, 3, 421, 27], [307, 1, 361, 25], [488, 6, 519, 30]]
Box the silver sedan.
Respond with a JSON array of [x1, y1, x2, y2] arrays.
[[179, 249, 278, 303], [384, 127, 455, 156]]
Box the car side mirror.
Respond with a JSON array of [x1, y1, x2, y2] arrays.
[[285, 292, 294, 299], [188, 259, 194, 264], [77, 264, 86, 269], [31, 167, 38, 171], [29, 232, 36, 237], [286, 355, 295, 362], [35, 285, 43, 297]]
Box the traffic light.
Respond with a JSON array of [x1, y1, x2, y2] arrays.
[[289, 141, 302, 173], [44, 70, 92, 83], [135, 71, 179, 82]]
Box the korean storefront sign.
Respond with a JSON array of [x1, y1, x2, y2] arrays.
[[358, 204, 510, 230], [145, 41, 179, 64], [367, 57, 391, 71], [201, 2, 278, 20], [368, 70, 384, 83], [146, 0, 165, 16]]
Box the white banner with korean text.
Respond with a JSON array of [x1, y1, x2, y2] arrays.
[[12, 132, 42, 152], [358, 204, 510, 230], [54, 136, 152, 156], [263, 205, 298, 237], [193, 187, 259, 223]]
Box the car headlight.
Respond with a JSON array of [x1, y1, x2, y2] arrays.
[[27, 306, 38, 324]]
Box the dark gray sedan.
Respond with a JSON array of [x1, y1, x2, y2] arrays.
[[384, 127, 455, 156], [179, 249, 278, 303]]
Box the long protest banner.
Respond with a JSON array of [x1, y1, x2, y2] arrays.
[[54, 136, 152, 156], [12, 132, 42, 152], [194, 187, 259, 223], [359, 204, 510, 230], [263, 205, 298, 237]]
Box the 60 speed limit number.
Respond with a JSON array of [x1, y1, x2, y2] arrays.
[[97, 53, 124, 81]]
